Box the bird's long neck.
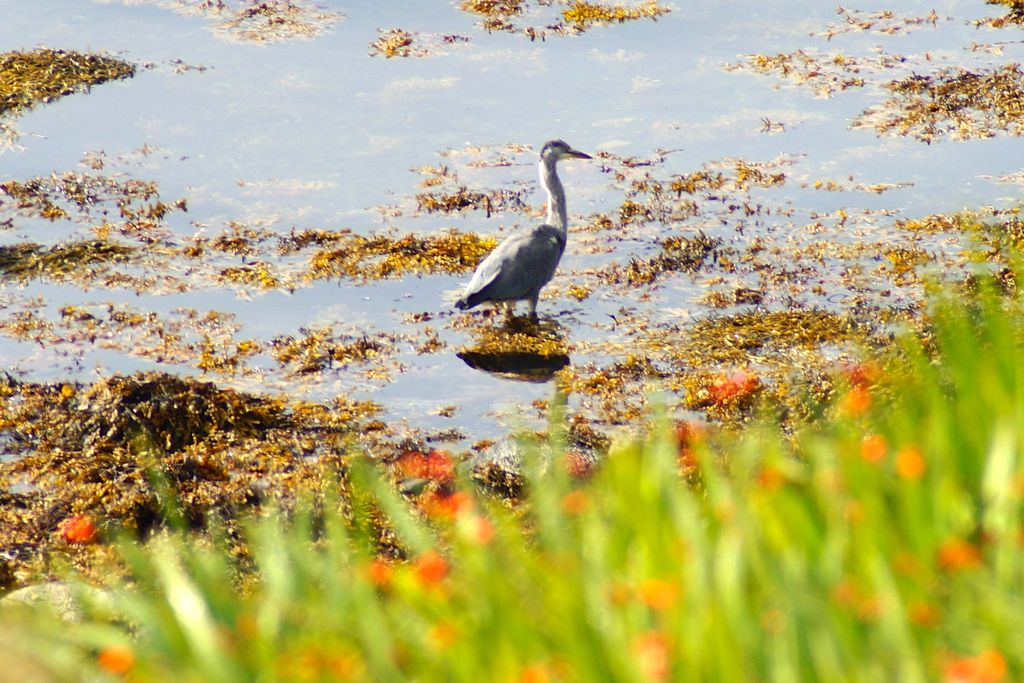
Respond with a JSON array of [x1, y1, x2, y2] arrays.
[[540, 157, 568, 235]]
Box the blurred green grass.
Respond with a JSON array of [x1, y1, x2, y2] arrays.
[[2, 278, 1023, 683]]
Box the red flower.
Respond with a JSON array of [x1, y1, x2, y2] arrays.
[[842, 361, 880, 389], [395, 449, 455, 483], [674, 421, 705, 472], [423, 490, 473, 520], [58, 515, 98, 544], [367, 558, 393, 587], [709, 370, 760, 406], [414, 549, 448, 586]]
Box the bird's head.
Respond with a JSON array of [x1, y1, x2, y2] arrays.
[[540, 139, 592, 162]]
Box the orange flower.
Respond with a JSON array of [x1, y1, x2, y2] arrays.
[[842, 385, 872, 415], [860, 434, 887, 464], [561, 490, 590, 515], [429, 620, 458, 651], [97, 644, 134, 674], [520, 663, 553, 683], [367, 558, 393, 587], [896, 445, 926, 480], [423, 490, 473, 520], [395, 449, 454, 483], [606, 581, 631, 606], [460, 513, 495, 545], [709, 370, 760, 406], [58, 515, 98, 544], [831, 578, 879, 621], [414, 549, 448, 586], [638, 579, 678, 611], [938, 538, 982, 572], [944, 649, 1007, 683], [757, 465, 785, 491], [908, 600, 939, 627], [634, 631, 670, 681]]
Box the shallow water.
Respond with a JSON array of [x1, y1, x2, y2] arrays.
[[3, 0, 1024, 442]]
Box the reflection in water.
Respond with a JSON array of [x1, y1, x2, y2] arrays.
[[457, 314, 570, 382], [457, 348, 570, 382]]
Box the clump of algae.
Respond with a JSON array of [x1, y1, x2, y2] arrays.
[[668, 309, 862, 367], [599, 232, 719, 286], [308, 230, 496, 281], [416, 186, 525, 216], [0, 48, 134, 117], [271, 327, 396, 374], [856, 65, 1024, 142], [1, 171, 187, 241], [369, 28, 418, 58], [0, 372, 385, 585], [977, 0, 1024, 27], [562, 0, 670, 27], [457, 317, 571, 381], [217, 0, 340, 42], [463, 316, 569, 358], [0, 240, 135, 281], [460, 0, 525, 16]]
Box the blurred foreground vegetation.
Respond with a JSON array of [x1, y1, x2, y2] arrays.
[[2, 275, 1024, 683]]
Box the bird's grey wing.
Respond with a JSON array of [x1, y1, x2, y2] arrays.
[[462, 225, 565, 304]]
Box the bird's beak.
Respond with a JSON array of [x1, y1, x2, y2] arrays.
[[569, 149, 592, 160]]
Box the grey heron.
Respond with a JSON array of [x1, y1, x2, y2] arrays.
[[455, 139, 591, 319]]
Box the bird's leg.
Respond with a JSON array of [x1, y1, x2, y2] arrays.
[[503, 301, 515, 318], [527, 296, 539, 322]]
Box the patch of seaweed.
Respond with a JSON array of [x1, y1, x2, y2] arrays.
[[0, 240, 135, 282], [976, 0, 1024, 27], [170, 0, 342, 43], [271, 327, 397, 375], [462, 316, 569, 357], [598, 233, 719, 286], [0, 48, 134, 117], [460, 0, 525, 33], [0, 372, 384, 584], [556, 355, 664, 425], [668, 309, 863, 367], [813, 6, 943, 40], [0, 172, 186, 241], [308, 230, 496, 281], [561, 0, 670, 28], [723, 49, 906, 98], [369, 28, 420, 58], [855, 64, 1024, 142], [456, 0, 668, 40], [416, 187, 525, 216]]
